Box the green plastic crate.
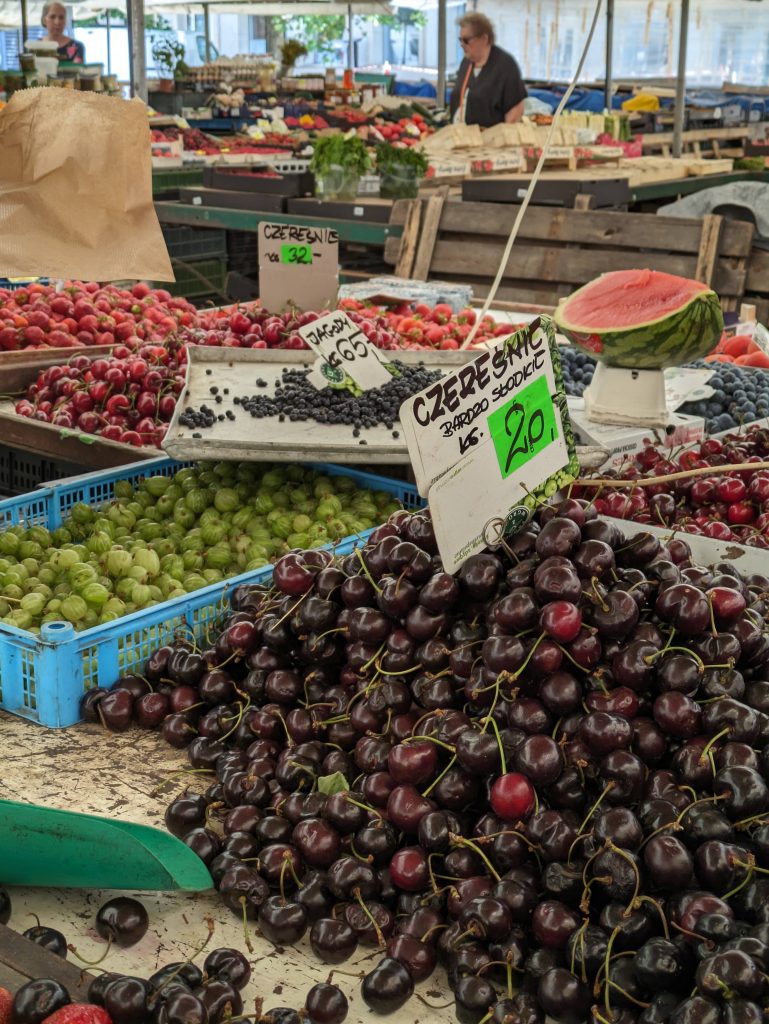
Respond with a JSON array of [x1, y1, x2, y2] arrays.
[[156, 258, 228, 300], [152, 167, 205, 195]]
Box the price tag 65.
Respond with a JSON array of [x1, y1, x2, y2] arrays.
[[299, 311, 392, 391]]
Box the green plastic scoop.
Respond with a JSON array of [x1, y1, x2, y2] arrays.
[[0, 799, 213, 891]]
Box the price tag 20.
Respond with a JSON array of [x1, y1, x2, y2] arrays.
[[399, 317, 578, 574], [299, 311, 393, 391]]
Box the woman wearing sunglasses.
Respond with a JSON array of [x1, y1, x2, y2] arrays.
[[449, 13, 526, 127]]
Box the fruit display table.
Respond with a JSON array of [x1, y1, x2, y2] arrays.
[[0, 712, 454, 1024]]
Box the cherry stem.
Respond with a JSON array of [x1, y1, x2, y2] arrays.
[[707, 593, 719, 638], [670, 920, 713, 947], [146, 920, 217, 1007], [420, 921, 448, 942], [567, 830, 595, 867], [645, 646, 704, 672], [344, 794, 382, 819], [632, 895, 670, 940], [608, 983, 650, 1010], [273, 588, 312, 628], [405, 734, 456, 752], [448, 833, 501, 882], [577, 781, 616, 836], [284, 853, 305, 890], [67, 934, 112, 967], [579, 460, 769, 489], [698, 727, 730, 766], [219, 696, 251, 743], [426, 852, 442, 893], [580, 876, 612, 915], [481, 712, 507, 775], [601, 926, 622, 1014], [476, 829, 540, 853], [603, 842, 641, 917], [722, 857, 755, 901], [353, 887, 385, 949], [592, 1008, 614, 1024], [355, 548, 382, 595], [422, 754, 457, 799], [570, 919, 590, 983]]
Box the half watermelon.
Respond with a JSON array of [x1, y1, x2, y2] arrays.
[[554, 269, 724, 370]]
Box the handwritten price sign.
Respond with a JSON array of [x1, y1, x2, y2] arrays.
[[399, 318, 578, 573], [299, 310, 392, 391], [258, 222, 338, 312]]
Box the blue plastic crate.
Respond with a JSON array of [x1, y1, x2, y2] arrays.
[[0, 456, 421, 728]]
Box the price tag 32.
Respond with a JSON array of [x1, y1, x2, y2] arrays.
[[399, 317, 579, 573], [299, 311, 393, 391]]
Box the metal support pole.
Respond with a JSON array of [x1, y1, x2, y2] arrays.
[[20, 0, 28, 50], [347, 3, 354, 69], [106, 7, 112, 76], [126, 0, 147, 101], [604, 0, 614, 112], [437, 0, 446, 109], [203, 2, 211, 63], [672, 0, 690, 159]]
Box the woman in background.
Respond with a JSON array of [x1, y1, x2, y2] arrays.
[[41, 2, 85, 63], [450, 13, 526, 127]]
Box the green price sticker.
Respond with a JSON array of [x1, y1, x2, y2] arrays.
[[280, 244, 313, 265], [487, 373, 558, 479]]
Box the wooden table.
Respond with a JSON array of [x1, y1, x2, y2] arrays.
[[0, 712, 455, 1023]]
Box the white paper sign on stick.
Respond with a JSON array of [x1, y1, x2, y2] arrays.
[[399, 317, 579, 574], [299, 310, 393, 391], [258, 222, 339, 313]]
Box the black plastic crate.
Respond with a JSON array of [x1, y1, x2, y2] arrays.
[[161, 225, 227, 261], [203, 165, 314, 197], [0, 446, 93, 497]]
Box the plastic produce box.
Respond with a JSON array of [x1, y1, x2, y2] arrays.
[[0, 456, 420, 729]]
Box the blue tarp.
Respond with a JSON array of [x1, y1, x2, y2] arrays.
[[393, 80, 437, 98]]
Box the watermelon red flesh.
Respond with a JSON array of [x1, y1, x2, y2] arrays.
[[556, 270, 710, 331], [554, 269, 724, 371]]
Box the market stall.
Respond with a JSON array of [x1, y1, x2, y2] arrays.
[[10, 14, 769, 1024]]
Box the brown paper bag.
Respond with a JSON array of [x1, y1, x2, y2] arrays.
[[0, 89, 174, 281]]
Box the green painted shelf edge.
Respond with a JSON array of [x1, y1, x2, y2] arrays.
[[153, 201, 400, 247]]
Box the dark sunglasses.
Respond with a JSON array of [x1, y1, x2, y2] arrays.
[[459, 34, 477, 44]]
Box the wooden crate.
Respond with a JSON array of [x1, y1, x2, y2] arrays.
[[386, 197, 755, 311], [745, 247, 769, 323], [641, 127, 749, 160], [0, 922, 92, 998]]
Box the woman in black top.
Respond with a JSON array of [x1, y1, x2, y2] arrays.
[[449, 13, 526, 127], [41, 2, 85, 63]]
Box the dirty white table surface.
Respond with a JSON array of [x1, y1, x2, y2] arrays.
[[0, 711, 457, 1023]]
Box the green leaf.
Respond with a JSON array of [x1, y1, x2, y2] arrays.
[[317, 771, 350, 796]]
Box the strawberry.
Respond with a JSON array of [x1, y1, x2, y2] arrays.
[[0, 987, 12, 1024], [41, 1005, 112, 1024]]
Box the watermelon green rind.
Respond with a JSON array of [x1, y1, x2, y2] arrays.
[[554, 271, 724, 370]]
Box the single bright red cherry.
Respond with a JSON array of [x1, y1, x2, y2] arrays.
[[539, 601, 582, 644], [490, 772, 536, 821]]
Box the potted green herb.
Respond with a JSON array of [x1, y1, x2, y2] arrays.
[[310, 134, 372, 201], [151, 38, 188, 92], [376, 142, 428, 199]]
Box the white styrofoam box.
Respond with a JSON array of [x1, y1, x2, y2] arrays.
[[568, 400, 705, 471]]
